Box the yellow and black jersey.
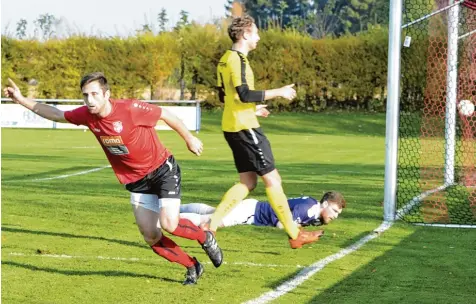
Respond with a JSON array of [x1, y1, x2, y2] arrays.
[[217, 50, 265, 132]]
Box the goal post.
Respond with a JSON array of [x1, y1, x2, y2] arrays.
[[384, 0, 404, 222], [385, 0, 476, 227]]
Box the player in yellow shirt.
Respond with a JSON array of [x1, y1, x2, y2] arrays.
[[208, 15, 323, 249]]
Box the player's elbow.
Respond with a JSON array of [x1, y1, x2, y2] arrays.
[[46, 110, 68, 123], [236, 85, 264, 103], [53, 111, 68, 123]]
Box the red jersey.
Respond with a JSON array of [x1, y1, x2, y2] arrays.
[[64, 99, 171, 184]]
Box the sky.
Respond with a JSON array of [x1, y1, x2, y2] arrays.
[[1, 0, 228, 37]]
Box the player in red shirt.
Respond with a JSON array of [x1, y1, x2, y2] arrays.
[[4, 72, 222, 285]]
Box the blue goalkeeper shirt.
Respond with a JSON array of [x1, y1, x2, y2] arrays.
[[253, 196, 321, 227]]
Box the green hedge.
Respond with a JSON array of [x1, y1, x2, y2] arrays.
[[2, 25, 392, 112]]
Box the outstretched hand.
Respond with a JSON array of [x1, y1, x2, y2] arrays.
[[3, 78, 25, 103], [280, 83, 296, 101], [186, 136, 204, 156]]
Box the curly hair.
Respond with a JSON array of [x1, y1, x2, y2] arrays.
[[228, 15, 255, 43], [321, 191, 346, 209]]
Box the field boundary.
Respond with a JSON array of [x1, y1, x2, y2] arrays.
[[8, 252, 305, 269], [3, 165, 111, 182], [243, 221, 393, 304]]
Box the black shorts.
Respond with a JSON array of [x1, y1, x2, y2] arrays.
[[224, 127, 275, 176], [125, 155, 181, 199]]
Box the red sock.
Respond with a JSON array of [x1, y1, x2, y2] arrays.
[[151, 235, 195, 268], [171, 218, 207, 244]]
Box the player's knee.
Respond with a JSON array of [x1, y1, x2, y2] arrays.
[[159, 216, 179, 233], [262, 177, 281, 188], [243, 181, 257, 191], [141, 229, 162, 245], [262, 170, 282, 188]]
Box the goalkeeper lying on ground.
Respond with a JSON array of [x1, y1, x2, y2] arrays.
[[180, 191, 346, 229]]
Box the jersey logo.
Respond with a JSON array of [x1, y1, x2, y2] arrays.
[[113, 121, 123, 133], [100, 136, 129, 155]]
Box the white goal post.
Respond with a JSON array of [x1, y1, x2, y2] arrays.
[[383, 0, 403, 223], [384, 0, 476, 228], [0, 98, 201, 132]]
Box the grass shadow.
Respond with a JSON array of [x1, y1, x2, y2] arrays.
[[200, 111, 387, 137], [305, 227, 476, 304], [2, 226, 147, 250], [2, 261, 181, 283]]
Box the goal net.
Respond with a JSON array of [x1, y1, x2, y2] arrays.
[[397, 0, 476, 226]]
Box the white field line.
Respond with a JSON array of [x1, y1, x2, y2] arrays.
[[3, 165, 111, 182], [7, 252, 304, 269], [243, 221, 393, 304], [395, 184, 449, 219], [413, 223, 476, 228]]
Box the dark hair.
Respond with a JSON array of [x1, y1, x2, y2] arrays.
[[228, 15, 255, 43], [80, 72, 110, 92], [321, 191, 346, 209]]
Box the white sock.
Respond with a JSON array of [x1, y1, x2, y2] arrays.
[[180, 203, 215, 215], [179, 213, 202, 226]]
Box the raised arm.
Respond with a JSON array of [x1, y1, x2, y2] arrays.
[[3, 78, 67, 123], [159, 107, 203, 156], [235, 82, 296, 103], [226, 52, 296, 103], [263, 84, 296, 101]]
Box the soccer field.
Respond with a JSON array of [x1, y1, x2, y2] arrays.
[[2, 112, 475, 304]]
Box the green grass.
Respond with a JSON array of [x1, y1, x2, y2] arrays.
[[2, 111, 475, 304]]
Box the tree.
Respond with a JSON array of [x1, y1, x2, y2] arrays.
[[34, 13, 58, 40], [369, 0, 389, 26], [175, 10, 190, 31], [173, 10, 192, 99], [138, 13, 153, 34], [158, 8, 169, 32], [241, 0, 313, 29], [276, 0, 289, 28], [334, 0, 388, 34], [240, 0, 275, 29], [224, 0, 234, 17], [239, 0, 387, 36], [138, 24, 153, 34], [16, 19, 28, 39], [174, 10, 191, 100], [307, 0, 342, 38]]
